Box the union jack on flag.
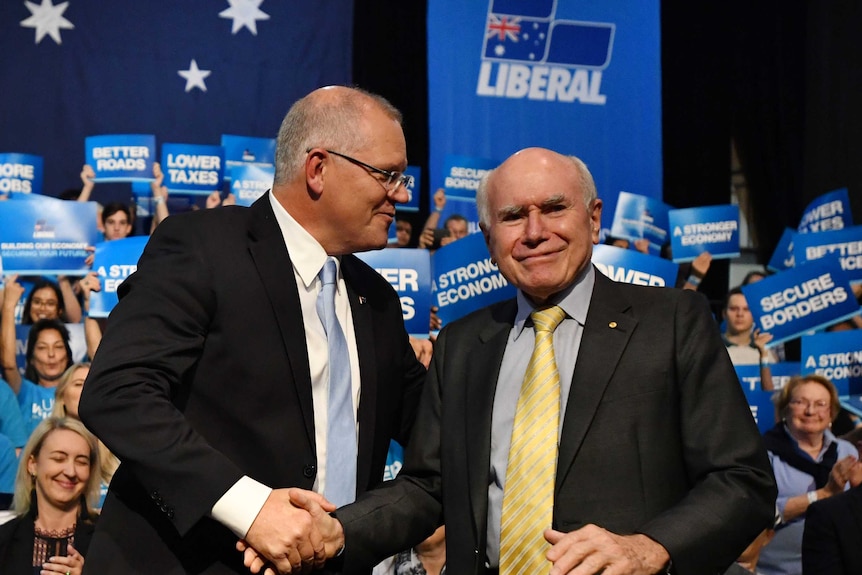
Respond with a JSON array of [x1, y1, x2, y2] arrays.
[[486, 14, 521, 42]]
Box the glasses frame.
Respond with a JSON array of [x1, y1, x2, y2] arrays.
[[788, 398, 831, 412], [307, 148, 413, 192]]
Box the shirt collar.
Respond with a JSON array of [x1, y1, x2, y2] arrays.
[[268, 192, 340, 290], [512, 265, 595, 340]]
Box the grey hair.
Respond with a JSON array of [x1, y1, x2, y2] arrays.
[[476, 154, 597, 227], [273, 86, 402, 184]]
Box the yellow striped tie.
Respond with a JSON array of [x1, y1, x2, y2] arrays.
[[499, 305, 566, 575]]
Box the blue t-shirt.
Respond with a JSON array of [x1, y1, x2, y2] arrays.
[[0, 433, 17, 495], [0, 382, 28, 448], [17, 378, 55, 437]]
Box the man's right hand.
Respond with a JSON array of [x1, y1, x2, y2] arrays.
[[242, 488, 333, 573]]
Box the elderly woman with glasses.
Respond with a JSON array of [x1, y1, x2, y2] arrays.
[[758, 374, 859, 575]]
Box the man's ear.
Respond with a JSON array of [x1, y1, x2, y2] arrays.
[[589, 199, 603, 245], [305, 149, 326, 197]]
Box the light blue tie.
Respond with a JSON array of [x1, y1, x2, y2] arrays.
[[317, 258, 357, 507]]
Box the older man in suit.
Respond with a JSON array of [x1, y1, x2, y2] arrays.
[[78, 86, 427, 574], [246, 147, 777, 575]]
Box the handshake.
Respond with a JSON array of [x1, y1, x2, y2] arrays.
[[237, 487, 345, 575]]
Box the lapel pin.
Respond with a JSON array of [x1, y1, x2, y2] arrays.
[[358, 296, 367, 305], [608, 321, 617, 329]]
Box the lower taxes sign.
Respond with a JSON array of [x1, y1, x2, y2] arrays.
[[742, 259, 860, 347], [162, 143, 224, 194]]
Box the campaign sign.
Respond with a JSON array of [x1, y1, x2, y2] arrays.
[[88, 236, 149, 318], [801, 330, 862, 396], [398, 166, 421, 212], [161, 144, 224, 194], [669, 204, 740, 263], [771, 361, 801, 390], [85, 134, 155, 182], [768, 228, 796, 272], [229, 165, 273, 207], [842, 395, 862, 418], [793, 225, 862, 284], [382, 440, 404, 481], [797, 188, 853, 234], [440, 154, 497, 201], [0, 153, 43, 195], [734, 365, 762, 393], [609, 192, 669, 255], [355, 248, 432, 338], [0, 199, 98, 274], [221, 134, 276, 177], [742, 260, 860, 347], [432, 233, 516, 326], [744, 390, 777, 434], [591, 244, 678, 287]]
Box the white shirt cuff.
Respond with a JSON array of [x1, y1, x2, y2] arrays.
[[211, 476, 272, 538]]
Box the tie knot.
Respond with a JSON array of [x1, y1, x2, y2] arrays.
[[320, 259, 337, 286], [531, 305, 566, 333]]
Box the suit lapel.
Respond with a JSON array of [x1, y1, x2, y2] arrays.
[[466, 300, 516, 538], [341, 255, 378, 491], [246, 194, 316, 449], [556, 273, 636, 490]]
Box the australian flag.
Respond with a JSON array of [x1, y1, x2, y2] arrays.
[[0, 0, 353, 197], [482, 0, 614, 69]]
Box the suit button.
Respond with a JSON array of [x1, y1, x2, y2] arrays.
[[303, 464, 316, 478]]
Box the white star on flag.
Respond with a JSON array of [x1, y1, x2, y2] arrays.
[[178, 59, 211, 93], [20, 0, 74, 45], [219, 0, 270, 35]]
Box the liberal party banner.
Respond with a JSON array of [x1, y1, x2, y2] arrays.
[[221, 135, 276, 179], [609, 192, 669, 255], [591, 244, 678, 287], [0, 153, 43, 195], [88, 236, 149, 318], [793, 225, 862, 284], [741, 260, 860, 347], [801, 330, 862, 396], [437, 154, 497, 237], [768, 228, 796, 272], [797, 188, 853, 234], [230, 165, 274, 207], [432, 233, 516, 326], [428, 0, 661, 233], [85, 134, 156, 181], [161, 143, 224, 194], [744, 390, 777, 434], [0, 198, 98, 274], [669, 205, 740, 263], [355, 248, 432, 338]]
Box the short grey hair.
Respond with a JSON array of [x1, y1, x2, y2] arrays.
[[273, 86, 402, 184], [476, 154, 597, 227]]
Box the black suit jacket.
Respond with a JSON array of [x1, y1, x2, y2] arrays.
[[78, 194, 426, 574], [338, 271, 777, 575], [802, 484, 862, 575], [0, 511, 95, 572]]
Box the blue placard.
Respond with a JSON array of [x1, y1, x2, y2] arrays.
[[669, 204, 740, 263], [0, 153, 43, 195], [431, 233, 517, 326], [609, 191, 670, 255], [0, 199, 98, 274], [220, 135, 276, 178], [355, 248, 432, 338], [741, 260, 860, 347], [440, 154, 497, 201], [229, 165, 274, 207], [768, 228, 796, 272], [771, 361, 801, 390], [161, 143, 225, 194], [88, 236, 149, 318], [734, 365, 761, 393], [85, 134, 156, 182], [797, 188, 853, 233], [793, 225, 862, 285], [591, 244, 678, 287], [398, 166, 422, 213], [744, 390, 777, 434], [801, 330, 862, 396]]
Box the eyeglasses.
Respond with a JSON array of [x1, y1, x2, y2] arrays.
[[309, 148, 413, 192], [32, 298, 58, 308], [789, 399, 830, 412]]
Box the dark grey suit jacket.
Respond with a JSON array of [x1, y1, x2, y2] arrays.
[[78, 194, 426, 574], [338, 270, 777, 575], [803, 484, 862, 575]]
